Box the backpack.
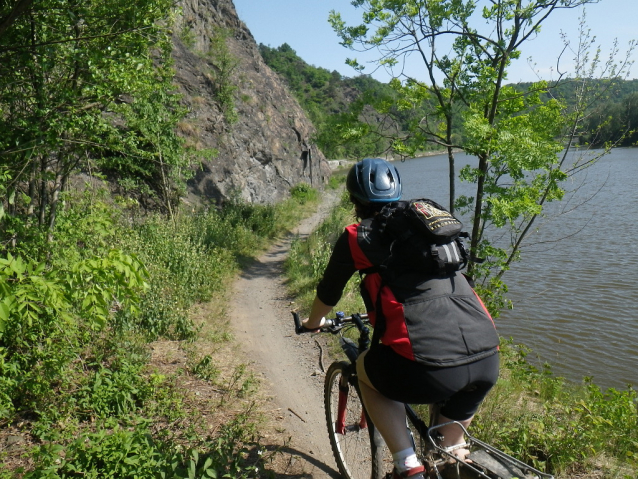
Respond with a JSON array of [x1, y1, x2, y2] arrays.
[[362, 198, 471, 346], [368, 198, 470, 280]]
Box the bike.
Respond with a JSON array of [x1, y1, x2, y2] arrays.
[[292, 311, 554, 479]]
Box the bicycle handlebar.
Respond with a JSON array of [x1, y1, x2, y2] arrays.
[[291, 311, 369, 335]]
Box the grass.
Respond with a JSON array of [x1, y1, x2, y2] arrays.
[[282, 189, 638, 479], [0, 183, 320, 478]]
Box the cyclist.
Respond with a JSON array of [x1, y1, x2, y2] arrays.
[[302, 158, 500, 479]]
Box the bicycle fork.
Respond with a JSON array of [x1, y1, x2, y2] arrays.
[[335, 377, 368, 435]]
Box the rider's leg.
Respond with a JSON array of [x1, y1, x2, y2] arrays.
[[434, 413, 472, 460], [430, 405, 471, 448], [435, 413, 471, 446], [357, 350, 424, 477], [357, 372, 412, 452]]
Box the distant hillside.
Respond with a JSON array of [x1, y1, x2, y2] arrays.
[[514, 79, 638, 147], [259, 43, 440, 159], [259, 42, 638, 152]]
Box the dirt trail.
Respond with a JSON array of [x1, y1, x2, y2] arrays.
[[230, 190, 341, 478]]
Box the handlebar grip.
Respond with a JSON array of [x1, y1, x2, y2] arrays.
[[292, 312, 305, 335]]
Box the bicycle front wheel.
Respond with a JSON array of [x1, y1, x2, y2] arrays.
[[324, 361, 390, 479]]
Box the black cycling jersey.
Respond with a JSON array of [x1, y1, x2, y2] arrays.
[[316, 218, 499, 367]]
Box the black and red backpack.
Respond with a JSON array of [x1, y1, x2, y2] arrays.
[[366, 198, 470, 281]]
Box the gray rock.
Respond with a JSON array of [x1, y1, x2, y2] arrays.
[[172, 0, 331, 205]]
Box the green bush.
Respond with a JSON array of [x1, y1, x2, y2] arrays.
[[25, 413, 265, 479], [1, 186, 320, 476], [473, 342, 638, 476], [0, 249, 148, 419], [290, 182, 318, 204], [117, 215, 235, 340]]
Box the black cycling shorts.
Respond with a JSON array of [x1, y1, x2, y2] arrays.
[[363, 344, 499, 421]]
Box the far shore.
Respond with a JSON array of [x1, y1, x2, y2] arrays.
[[326, 149, 462, 170]]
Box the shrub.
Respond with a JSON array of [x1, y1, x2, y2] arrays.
[[25, 414, 265, 479], [0, 249, 147, 419], [290, 182, 318, 204], [473, 342, 638, 476]]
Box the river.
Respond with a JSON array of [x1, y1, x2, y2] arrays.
[[393, 148, 638, 391]]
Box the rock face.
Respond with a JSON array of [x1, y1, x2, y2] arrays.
[[172, 0, 330, 205]]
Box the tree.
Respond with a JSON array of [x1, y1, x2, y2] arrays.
[[330, 0, 634, 314], [0, 0, 35, 37], [0, 0, 182, 244]]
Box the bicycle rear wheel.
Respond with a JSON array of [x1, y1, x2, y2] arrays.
[[324, 361, 390, 479]]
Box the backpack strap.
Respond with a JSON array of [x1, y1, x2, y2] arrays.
[[369, 284, 387, 349], [357, 266, 387, 350]]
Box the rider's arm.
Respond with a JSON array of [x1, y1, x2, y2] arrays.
[[302, 296, 333, 330], [316, 232, 356, 304], [303, 230, 356, 330]]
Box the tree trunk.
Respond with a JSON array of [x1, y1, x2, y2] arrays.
[[38, 156, 47, 227], [47, 171, 62, 243], [469, 153, 488, 277], [27, 159, 36, 217], [447, 146, 455, 214]]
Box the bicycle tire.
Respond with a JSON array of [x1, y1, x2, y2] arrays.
[[324, 361, 391, 479]]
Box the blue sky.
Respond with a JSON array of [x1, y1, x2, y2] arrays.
[[233, 0, 637, 84]]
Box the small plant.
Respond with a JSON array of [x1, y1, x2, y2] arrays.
[[220, 364, 259, 403], [24, 419, 266, 479], [179, 25, 196, 49], [208, 27, 239, 124], [290, 182, 318, 204], [327, 173, 345, 190], [190, 354, 219, 382]]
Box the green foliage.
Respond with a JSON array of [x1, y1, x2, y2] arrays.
[[327, 0, 636, 318], [473, 342, 638, 476], [327, 171, 346, 190], [179, 26, 197, 49], [290, 182, 318, 204], [114, 193, 301, 341], [25, 416, 264, 479], [207, 28, 240, 124], [285, 192, 363, 313], [456, 85, 566, 315], [259, 42, 435, 158], [74, 361, 150, 421], [513, 79, 638, 147], [190, 354, 220, 382], [0, 0, 179, 234], [120, 215, 233, 340], [103, 87, 195, 218], [0, 187, 326, 475], [0, 244, 147, 419]]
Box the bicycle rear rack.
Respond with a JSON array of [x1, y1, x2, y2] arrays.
[[426, 422, 554, 479]]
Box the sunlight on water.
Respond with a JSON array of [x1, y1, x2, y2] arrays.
[[395, 148, 638, 390]]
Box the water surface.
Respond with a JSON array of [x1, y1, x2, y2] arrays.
[[394, 148, 638, 390]]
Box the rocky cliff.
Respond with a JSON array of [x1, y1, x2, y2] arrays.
[[172, 0, 330, 205]]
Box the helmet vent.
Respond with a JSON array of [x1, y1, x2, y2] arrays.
[[346, 158, 402, 204]]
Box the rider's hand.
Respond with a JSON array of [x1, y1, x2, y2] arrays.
[[302, 316, 325, 332]]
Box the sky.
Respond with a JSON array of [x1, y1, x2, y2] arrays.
[[233, 0, 637, 84]]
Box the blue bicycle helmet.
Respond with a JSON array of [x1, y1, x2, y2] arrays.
[[346, 158, 402, 204]]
